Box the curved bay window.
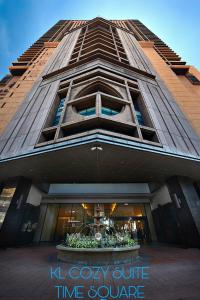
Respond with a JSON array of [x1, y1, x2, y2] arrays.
[[76, 81, 122, 99], [73, 95, 96, 117], [36, 70, 160, 147], [71, 81, 125, 121], [73, 84, 124, 118], [101, 97, 124, 116], [59, 81, 139, 140]]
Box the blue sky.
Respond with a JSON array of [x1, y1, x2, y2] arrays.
[[0, 0, 200, 77]]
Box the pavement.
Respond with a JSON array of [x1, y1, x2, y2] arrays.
[[0, 243, 200, 300]]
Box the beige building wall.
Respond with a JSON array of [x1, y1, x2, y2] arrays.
[[140, 42, 200, 137], [1, 31, 200, 139], [0, 44, 58, 134]]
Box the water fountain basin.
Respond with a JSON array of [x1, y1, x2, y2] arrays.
[[56, 244, 140, 265]]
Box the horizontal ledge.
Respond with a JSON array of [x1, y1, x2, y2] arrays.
[[170, 65, 190, 75], [139, 41, 154, 48], [43, 55, 156, 81]]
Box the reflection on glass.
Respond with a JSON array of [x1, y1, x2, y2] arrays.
[[101, 107, 119, 116], [54, 204, 87, 241], [111, 203, 145, 217], [131, 95, 145, 126], [52, 97, 65, 126], [41, 204, 59, 241], [79, 107, 96, 116], [41, 203, 150, 243], [0, 187, 16, 229], [135, 110, 145, 125]]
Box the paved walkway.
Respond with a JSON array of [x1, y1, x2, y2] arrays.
[[0, 244, 200, 300]]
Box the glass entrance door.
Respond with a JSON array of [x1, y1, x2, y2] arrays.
[[110, 217, 151, 244], [40, 202, 152, 243]]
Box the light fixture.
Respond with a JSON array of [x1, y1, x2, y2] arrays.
[[82, 203, 88, 209], [91, 145, 103, 151], [124, 203, 129, 206], [111, 203, 117, 214]]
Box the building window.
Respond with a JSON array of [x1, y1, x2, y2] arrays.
[[101, 106, 120, 116], [36, 71, 159, 147], [135, 107, 145, 126], [52, 96, 65, 126], [186, 73, 200, 85], [131, 94, 145, 126], [76, 81, 121, 98], [79, 107, 96, 116], [1, 102, 6, 108], [0, 74, 12, 84], [68, 20, 129, 66], [74, 81, 124, 118]]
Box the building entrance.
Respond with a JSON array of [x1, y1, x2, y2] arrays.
[[39, 203, 152, 244], [112, 216, 150, 244]]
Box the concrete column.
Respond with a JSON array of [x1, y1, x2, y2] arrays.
[[145, 203, 157, 241], [167, 176, 200, 248], [0, 177, 43, 246], [176, 177, 200, 236]]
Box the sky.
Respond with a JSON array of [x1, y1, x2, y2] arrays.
[[0, 0, 200, 78]]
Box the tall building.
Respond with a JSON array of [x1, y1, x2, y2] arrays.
[[0, 18, 200, 247]]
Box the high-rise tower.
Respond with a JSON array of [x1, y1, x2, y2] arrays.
[[0, 18, 200, 247]]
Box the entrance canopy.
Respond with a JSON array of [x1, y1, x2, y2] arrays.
[[0, 138, 200, 183]]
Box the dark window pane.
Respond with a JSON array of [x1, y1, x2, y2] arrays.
[[52, 97, 66, 126], [79, 107, 96, 116], [135, 110, 145, 126], [186, 73, 200, 84], [101, 107, 119, 116]]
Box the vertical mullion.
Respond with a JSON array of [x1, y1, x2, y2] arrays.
[[110, 26, 121, 62], [59, 80, 73, 124], [96, 92, 101, 116], [55, 79, 73, 140], [77, 26, 88, 62], [124, 79, 142, 139]]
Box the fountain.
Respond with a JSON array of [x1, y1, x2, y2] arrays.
[[56, 204, 140, 264]]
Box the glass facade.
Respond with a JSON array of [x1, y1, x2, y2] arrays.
[[40, 203, 151, 243]]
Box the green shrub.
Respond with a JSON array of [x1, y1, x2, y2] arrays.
[[65, 233, 137, 248]]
